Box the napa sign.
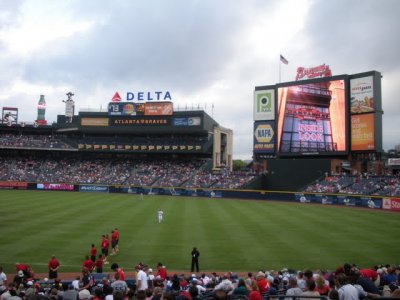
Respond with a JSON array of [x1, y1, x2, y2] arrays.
[[111, 91, 172, 102]]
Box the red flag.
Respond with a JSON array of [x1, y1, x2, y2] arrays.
[[280, 54, 289, 65]]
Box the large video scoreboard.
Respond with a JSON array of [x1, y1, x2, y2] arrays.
[[254, 71, 382, 158]]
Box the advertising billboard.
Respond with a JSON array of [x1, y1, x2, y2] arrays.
[[351, 113, 375, 151], [37, 183, 74, 191], [276, 77, 348, 156], [350, 75, 374, 114], [382, 198, 400, 212], [144, 102, 173, 116], [81, 118, 109, 126], [108, 102, 138, 116], [2, 107, 18, 125], [254, 89, 275, 121], [253, 121, 275, 153], [173, 117, 201, 126]]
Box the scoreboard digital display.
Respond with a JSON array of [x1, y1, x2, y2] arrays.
[[108, 102, 139, 116], [276, 76, 348, 156]]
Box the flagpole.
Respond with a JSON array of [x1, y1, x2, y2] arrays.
[[279, 60, 281, 83], [279, 54, 288, 83]]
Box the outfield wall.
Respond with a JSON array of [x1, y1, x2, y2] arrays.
[[1, 180, 399, 212]]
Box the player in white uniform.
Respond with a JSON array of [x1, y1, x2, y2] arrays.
[[157, 209, 164, 223]]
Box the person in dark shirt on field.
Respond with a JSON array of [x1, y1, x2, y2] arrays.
[[191, 247, 200, 273]]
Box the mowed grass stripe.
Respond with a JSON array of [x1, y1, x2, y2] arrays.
[[0, 190, 399, 274]]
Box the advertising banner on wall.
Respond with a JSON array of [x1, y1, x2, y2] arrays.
[[350, 76, 374, 114], [253, 121, 275, 153], [81, 118, 109, 126], [0, 181, 28, 189], [360, 197, 381, 209], [388, 158, 400, 166], [351, 113, 375, 151], [37, 183, 74, 191], [382, 198, 400, 211], [173, 117, 201, 126], [254, 89, 275, 121], [79, 185, 109, 192], [144, 102, 173, 116]]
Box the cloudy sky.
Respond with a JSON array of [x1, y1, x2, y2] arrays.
[[0, 0, 399, 159]]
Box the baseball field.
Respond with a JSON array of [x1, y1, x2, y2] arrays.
[[0, 189, 398, 276]]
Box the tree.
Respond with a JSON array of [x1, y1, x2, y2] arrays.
[[232, 159, 248, 171]]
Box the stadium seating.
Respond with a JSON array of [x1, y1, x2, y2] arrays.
[[0, 155, 256, 189], [304, 174, 400, 196]]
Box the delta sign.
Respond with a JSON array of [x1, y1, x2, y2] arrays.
[[111, 91, 172, 102]]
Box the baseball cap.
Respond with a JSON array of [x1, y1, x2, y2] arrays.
[[79, 289, 91, 300]]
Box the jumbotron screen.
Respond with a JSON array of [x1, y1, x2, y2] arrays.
[[276, 77, 348, 156]]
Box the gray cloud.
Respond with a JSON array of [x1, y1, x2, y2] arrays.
[[1, 0, 399, 158]]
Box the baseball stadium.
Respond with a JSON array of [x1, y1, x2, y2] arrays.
[[0, 70, 399, 300]]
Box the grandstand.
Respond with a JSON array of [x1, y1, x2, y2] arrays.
[[0, 108, 258, 190]]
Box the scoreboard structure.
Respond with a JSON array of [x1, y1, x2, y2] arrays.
[[253, 71, 383, 186], [254, 71, 382, 158]]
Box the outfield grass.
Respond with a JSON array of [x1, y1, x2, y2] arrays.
[[0, 190, 399, 275]]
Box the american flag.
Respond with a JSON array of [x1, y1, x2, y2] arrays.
[[280, 54, 289, 65]]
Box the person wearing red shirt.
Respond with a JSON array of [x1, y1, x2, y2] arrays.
[[15, 263, 33, 278], [95, 254, 104, 273], [82, 255, 95, 272], [111, 263, 125, 281], [315, 275, 330, 296], [90, 244, 97, 262], [114, 228, 120, 253], [360, 268, 378, 282], [256, 272, 270, 294], [48, 255, 60, 279], [15, 263, 29, 274], [111, 230, 118, 256], [101, 234, 110, 265], [156, 262, 167, 281]]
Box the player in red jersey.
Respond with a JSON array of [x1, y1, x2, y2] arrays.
[[95, 254, 104, 273], [101, 234, 110, 264], [90, 244, 97, 262], [114, 228, 120, 253], [111, 230, 118, 256], [48, 255, 60, 279], [82, 255, 95, 272]]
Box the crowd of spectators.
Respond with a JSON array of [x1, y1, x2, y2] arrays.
[[182, 170, 256, 190], [0, 157, 256, 189], [1, 262, 399, 300], [304, 174, 400, 197], [0, 134, 72, 149]]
